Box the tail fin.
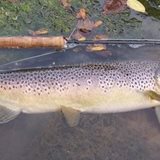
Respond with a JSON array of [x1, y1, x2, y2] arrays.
[[155, 107, 160, 123]]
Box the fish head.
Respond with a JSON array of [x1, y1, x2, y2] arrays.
[[153, 65, 160, 124], [155, 64, 160, 91]]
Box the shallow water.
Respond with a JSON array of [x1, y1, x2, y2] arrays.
[[0, 44, 160, 160], [0, 0, 160, 159]]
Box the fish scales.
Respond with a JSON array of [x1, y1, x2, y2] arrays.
[[0, 61, 157, 94], [0, 60, 160, 126]]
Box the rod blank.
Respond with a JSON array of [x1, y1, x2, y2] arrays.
[[68, 39, 160, 45]]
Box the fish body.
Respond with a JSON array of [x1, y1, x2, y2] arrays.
[[0, 60, 160, 126]]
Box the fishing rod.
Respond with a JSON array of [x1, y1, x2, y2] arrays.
[[0, 36, 160, 69], [67, 39, 160, 45], [0, 36, 160, 49]]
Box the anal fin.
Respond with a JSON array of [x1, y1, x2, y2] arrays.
[[61, 106, 80, 127], [0, 105, 21, 124], [155, 107, 160, 124]]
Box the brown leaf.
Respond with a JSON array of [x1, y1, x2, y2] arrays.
[[60, 0, 71, 8], [78, 36, 86, 41], [77, 19, 95, 33], [76, 8, 87, 19], [29, 28, 48, 36], [86, 44, 107, 52], [94, 20, 103, 28], [71, 30, 86, 41], [103, 0, 127, 14], [94, 35, 108, 40]]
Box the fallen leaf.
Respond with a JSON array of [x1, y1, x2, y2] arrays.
[[94, 20, 103, 28], [60, 0, 71, 9], [73, 8, 103, 41], [127, 0, 146, 13], [76, 8, 87, 19], [71, 30, 86, 41], [86, 44, 107, 52], [78, 37, 86, 41], [28, 28, 48, 36], [77, 19, 95, 33], [103, 0, 127, 14], [94, 34, 108, 40]]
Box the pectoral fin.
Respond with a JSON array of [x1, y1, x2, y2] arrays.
[[145, 90, 160, 123], [61, 106, 80, 127], [0, 105, 21, 124], [144, 90, 160, 101]]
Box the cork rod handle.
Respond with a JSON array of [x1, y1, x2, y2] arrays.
[[0, 36, 65, 49]]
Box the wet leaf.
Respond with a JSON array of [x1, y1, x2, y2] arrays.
[[94, 35, 108, 40], [94, 20, 103, 28], [76, 8, 87, 20], [28, 28, 49, 36], [60, 0, 71, 9], [103, 0, 127, 14], [71, 30, 86, 41], [86, 44, 107, 52], [127, 0, 146, 13], [78, 37, 86, 41], [77, 19, 95, 33]]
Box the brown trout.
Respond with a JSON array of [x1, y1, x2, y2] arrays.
[[0, 60, 160, 126]]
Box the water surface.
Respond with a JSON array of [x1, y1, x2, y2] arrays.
[[0, 44, 159, 160], [0, 0, 160, 159]]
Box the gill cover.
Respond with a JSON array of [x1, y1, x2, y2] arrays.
[[155, 62, 160, 88], [154, 63, 160, 123]]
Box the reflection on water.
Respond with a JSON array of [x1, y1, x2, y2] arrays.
[[0, 44, 160, 160]]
